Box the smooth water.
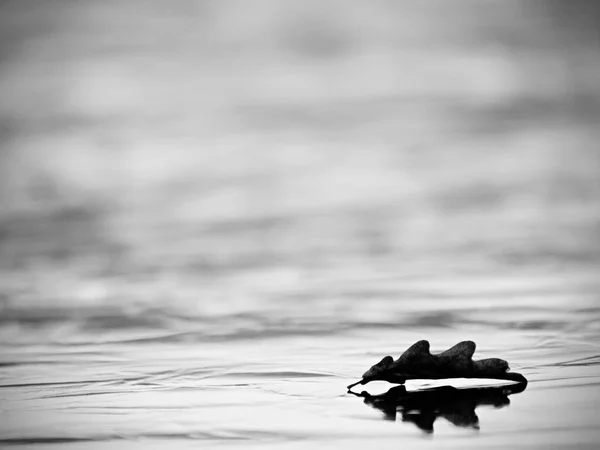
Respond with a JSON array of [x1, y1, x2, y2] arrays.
[[1, 1, 600, 448]]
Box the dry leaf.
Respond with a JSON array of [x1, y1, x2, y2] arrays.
[[347, 340, 527, 389]]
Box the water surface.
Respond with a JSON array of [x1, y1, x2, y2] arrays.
[[1, 1, 600, 448]]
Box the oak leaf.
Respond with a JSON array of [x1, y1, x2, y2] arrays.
[[347, 340, 527, 389]]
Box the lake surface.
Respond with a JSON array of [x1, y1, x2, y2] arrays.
[[1, 1, 600, 449]]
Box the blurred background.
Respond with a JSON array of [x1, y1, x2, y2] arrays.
[[1, 0, 599, 326], [0, 1, 599, 446]]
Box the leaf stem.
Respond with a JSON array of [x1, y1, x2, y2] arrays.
[[346, 379, 363, 389]]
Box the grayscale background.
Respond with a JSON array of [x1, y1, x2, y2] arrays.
[[1, 1, 599, 448]]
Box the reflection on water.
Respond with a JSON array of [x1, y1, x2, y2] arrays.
[[350, 382, 528, 432]]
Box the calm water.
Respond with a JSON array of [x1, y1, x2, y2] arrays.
[[1, 1, 600, 449]]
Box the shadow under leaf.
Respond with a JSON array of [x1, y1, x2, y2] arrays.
[[349, 381, 527, 433]]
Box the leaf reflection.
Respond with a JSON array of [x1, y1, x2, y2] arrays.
[[349, 381, 527, 433]]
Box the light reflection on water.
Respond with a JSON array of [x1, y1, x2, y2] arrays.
[[2, 272, 600, 448], [1, 0, 600, 448]]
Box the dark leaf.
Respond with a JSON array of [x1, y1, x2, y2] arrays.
[[347, 340, 527, 389]]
